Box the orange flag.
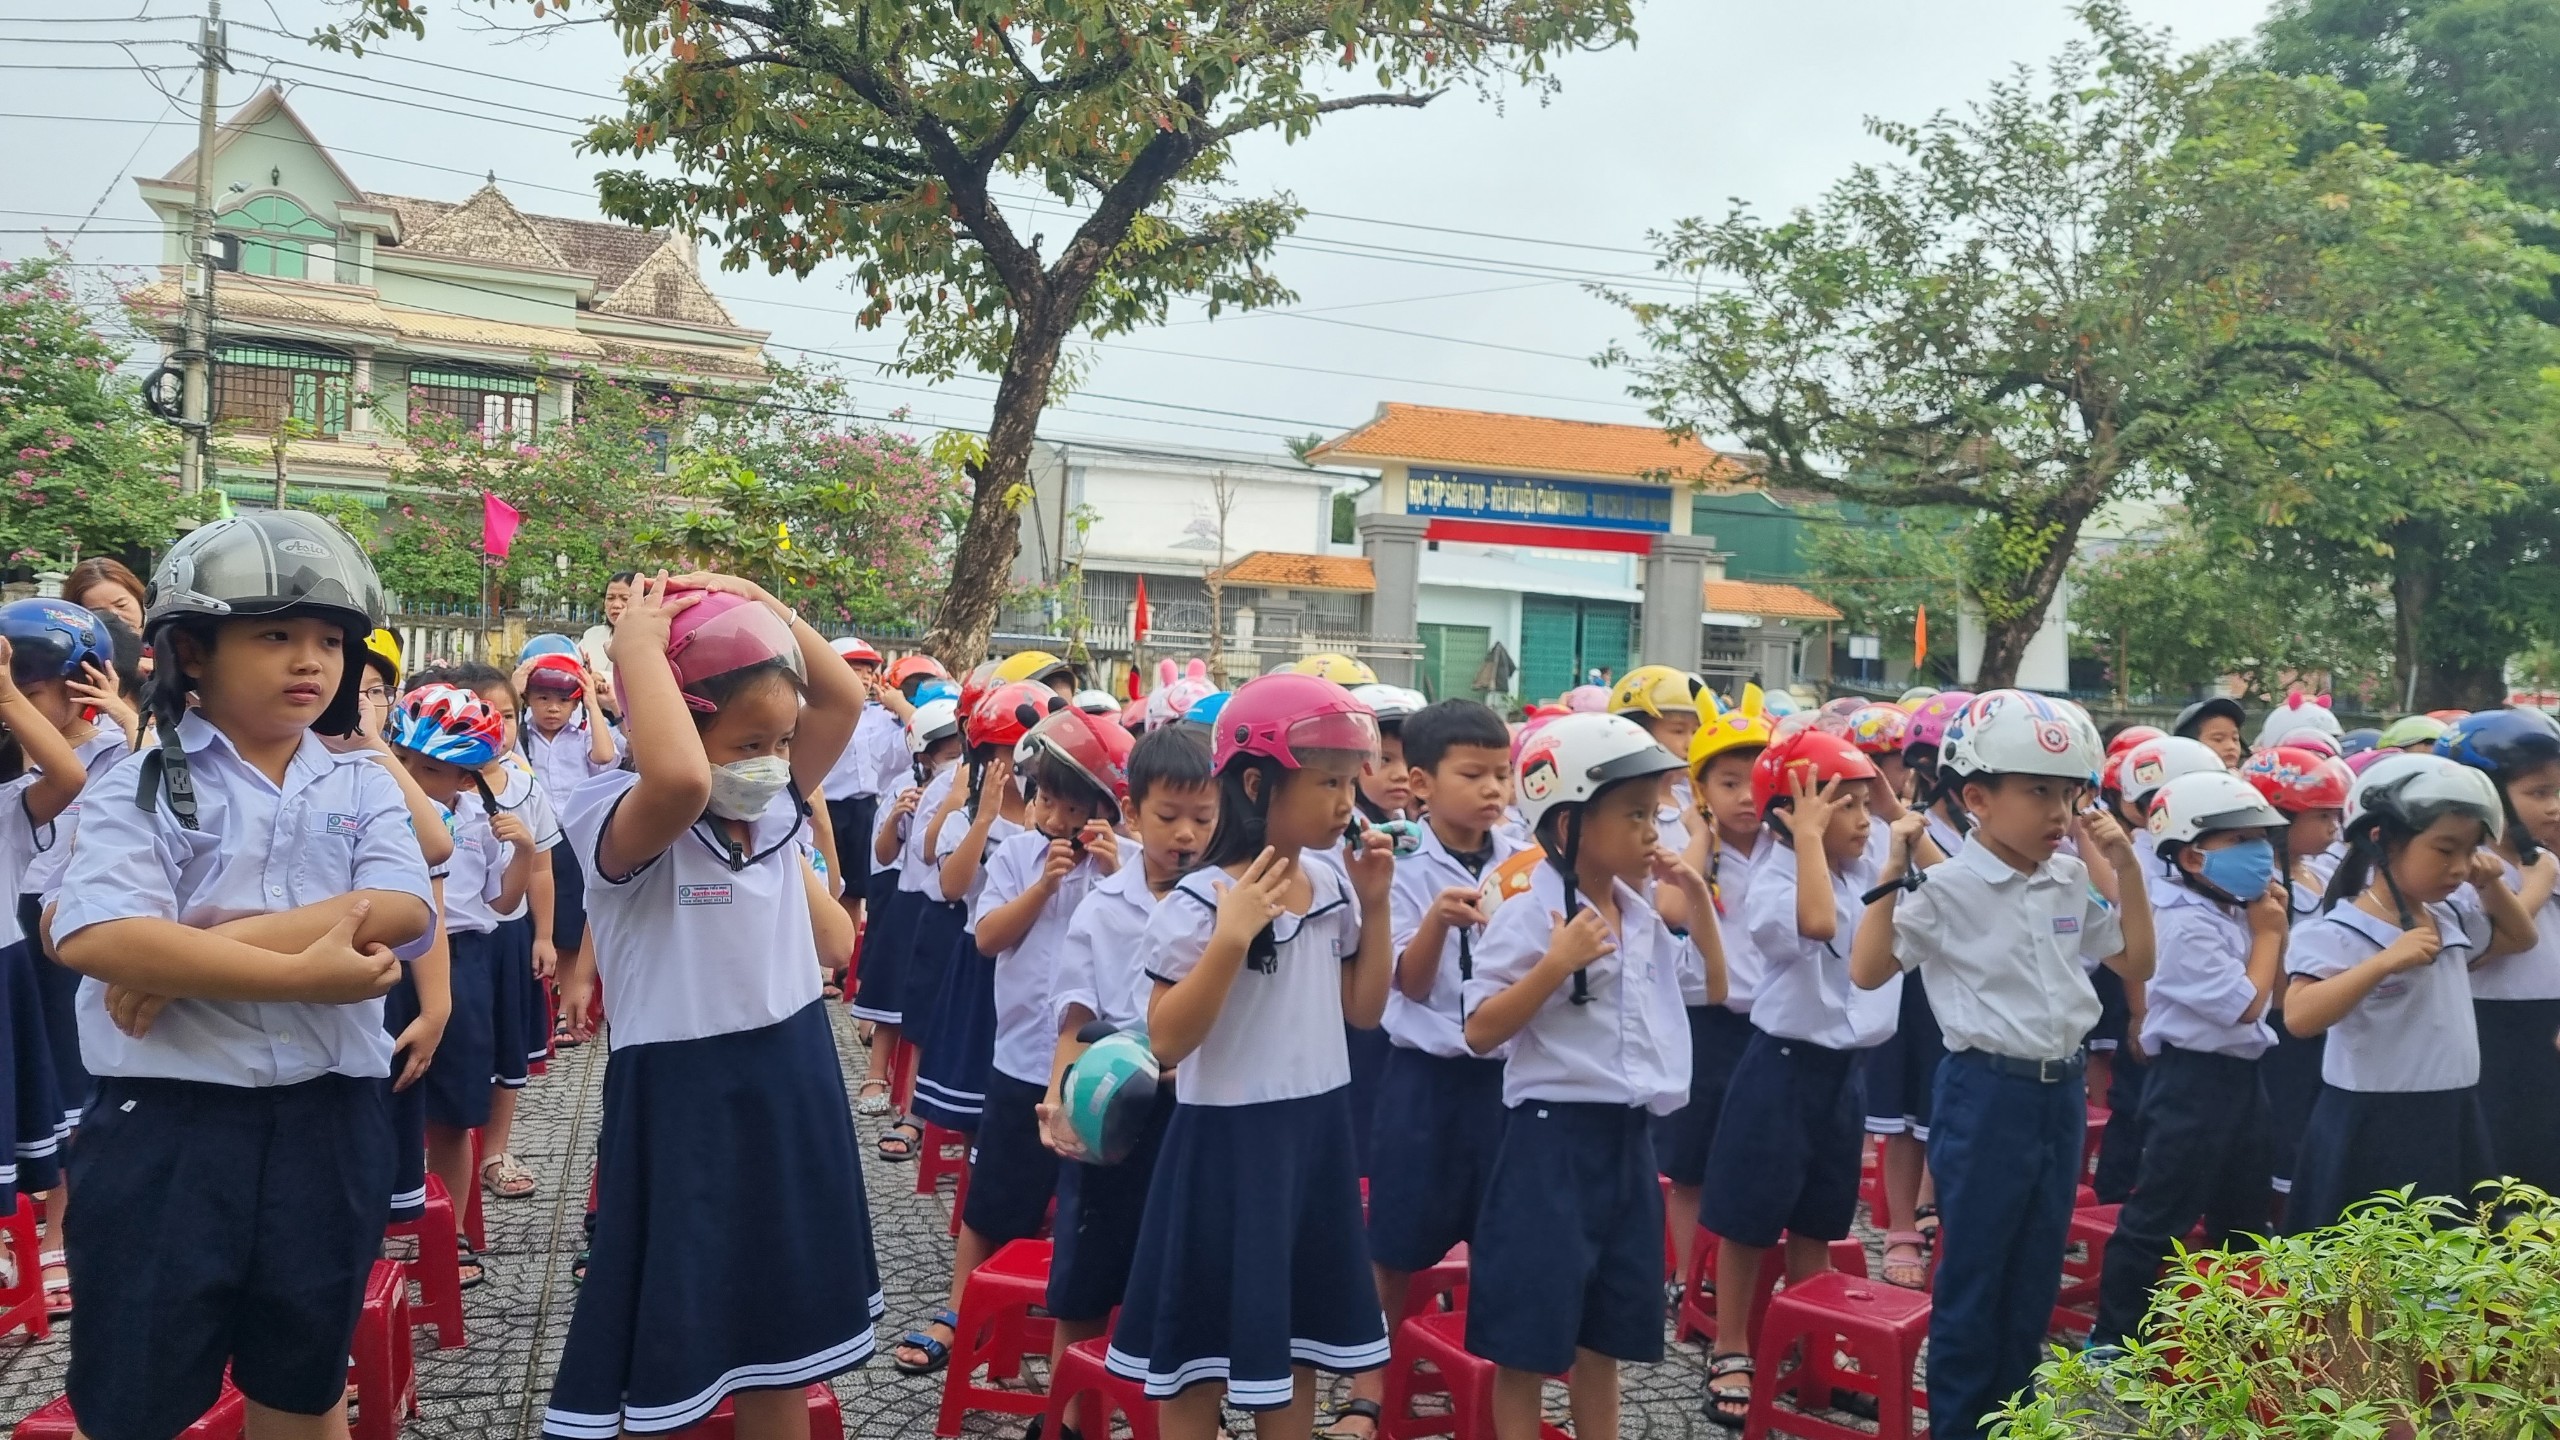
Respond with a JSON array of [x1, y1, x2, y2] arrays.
[[1913, 605, 1929, 668]]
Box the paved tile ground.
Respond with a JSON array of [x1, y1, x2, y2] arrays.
[[0, 1007, 1947, 1440]]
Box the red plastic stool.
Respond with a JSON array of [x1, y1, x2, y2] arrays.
[[1377, 1310, 1570, 1440], [14, 1386, 247, 1440], [349, 1259, 417, 1440], [663, 1384, 843, 1440], [0, 1194, 50, 1342], [1660, 1174, 1677, 1280], [2082, 1105, 2108, 1181], [1745, 1273, 1931, 1440], [1402, 1243, 1470, 1322], [1040, 1338, 1158, 1440], [914, 1122, 969, 1197], [2051, 1204, 2117, 1334], [933, 1238, 1057, 1437], [1675, 1233, 1870, 1348], [384, 1174, 467, 1349]]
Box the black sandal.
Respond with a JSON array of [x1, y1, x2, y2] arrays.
[[876, 1119, 921, 1163], [456, 1242, 487, 1291], [1317, 1398, 1383, 1439], [1704, 1352, 1753, 1429], [1913, 1202, 1940, 1248]]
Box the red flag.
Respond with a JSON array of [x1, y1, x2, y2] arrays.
[[1132, 575, 1151, 647], [1913, 605, 1929, 668], [481, 491, 523, 560]]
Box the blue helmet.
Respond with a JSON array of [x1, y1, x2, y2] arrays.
[[2338, 727, 2383, 759], [520, 633, 581, 662], [2438, 708, 2560, 780], [0, 598, 111, 687], [385, 683, 505, 769], [1180, 690, 1233, 732], [913, 679, 960, 707]]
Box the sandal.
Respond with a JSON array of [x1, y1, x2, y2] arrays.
[[855, 1079, 893, 1118], [1703, 1352, 1753, 1429], [821, 976, 844, 1002], [482, 1152, 538, 1200], [876, 1119, 921, 1163], [891, 1309, 958, 1376], [456, 1243, 487, 1290], [38, 1250, 68, 1319], [1913, 1203, 1939, 1249], [1317, 1398, 1382, 1439], [1881, 1231, 1930, 1290]]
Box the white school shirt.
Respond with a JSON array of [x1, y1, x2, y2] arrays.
[[2287, 898, 2488, 1093], [1140, 858, 1365, 1107], [483, 759, 563, 925], [21, 729, 132, 902], [525, 714, 618, 812], [438, 796, 511, 935], [1384, 822, 1528, 1057], [564, 768, 820, 1048], [1892, 835, 2123, 1064], [865, 715, 916, 802], [2139, 880, 2274, 1060], [896, 766, 959, 895], [824, 704, 900, 802], [1052, 858, 1164, 1035], [975, 829, 1105, 1085], [1701, 829, 1770, 1012], [931, 808, 1024, 906], [0, 779, 38, 949], [1464, 862, 1693, 1115], [1743, 838, 1901, 1050], [53, 712, 437, 1086], [2459, 859, 2560, 1001]]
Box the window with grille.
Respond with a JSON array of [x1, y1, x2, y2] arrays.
[[214, 345, 352, 437], [216, 195, 336, 281], [410, 367, 540, 440]]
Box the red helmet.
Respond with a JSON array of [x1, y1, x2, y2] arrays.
[[833, 635, 882, 668], [956, 660, 1002, 720], [2242, 745, 2353, 815], [613, 588, 804, 716], [1750, 729, 1880, 818], [1024, 706, 1137, 815], [2106, 724, 2166, 760], [968, 680, 1065, 751], [1211, 672, 1380, 773], [522, 652, 585, 698], [889, 654, 948, 688]]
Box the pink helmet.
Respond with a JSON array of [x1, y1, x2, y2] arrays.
[[1213, 672, 1380, 773], [614, 588, 805, 715], [1904, 690, 1976, 752], [1563, 684, 1611, 714], [2345, 747, 2395, 776], [1511, 712, 1559, 772]]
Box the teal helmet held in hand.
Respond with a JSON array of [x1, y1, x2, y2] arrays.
[[1062, 1027, 1159, 1165]]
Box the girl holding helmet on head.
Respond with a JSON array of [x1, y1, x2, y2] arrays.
[[2239, 744, 2355, 1212], [2281, 754, 2540, 1233]]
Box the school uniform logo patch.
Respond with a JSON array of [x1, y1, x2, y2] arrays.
[[677, 883, 735, 906], [325, 812, 361, 837], [2052, 915, 2080, 935]]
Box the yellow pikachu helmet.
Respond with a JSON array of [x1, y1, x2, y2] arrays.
[[361, 628, 403, 687], [1609, 664, 1709, 719], [1689, 683, 1774, 777], [994, 649, 1077, 688], [1286, 653, 1377, 686]]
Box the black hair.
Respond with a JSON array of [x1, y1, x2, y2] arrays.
[[1028, 747, 1112, 819], [679, 657, 797, 726], [2098, 718, 2136, 749], [1402, 699, 1510, 775], [1196, 758, 1281, 871], [1127, 725, 1213, 806], [90, 612, 145, 701], [2318, 813, 2415, 922], [607, 571, 637, 586]]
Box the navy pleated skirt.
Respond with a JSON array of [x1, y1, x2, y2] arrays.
[[0, 941, 62, 1195], [494, 916, 543, 1084], [910, 910, 990, 1132], [17, 894, 85, 1133], [2287, 1085, 2494, 1234], [1106, 1089, 1388, 1409], [849, 883, 918, 1026], [544, 1002, 881, 1438], [2259, 1011, 2325, 1195], [381, 969, 428, 1222]]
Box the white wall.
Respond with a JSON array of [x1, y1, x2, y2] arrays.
[[1020, 442, 1343, 583]]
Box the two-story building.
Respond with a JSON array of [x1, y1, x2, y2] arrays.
[[126, 87, 768, 511]]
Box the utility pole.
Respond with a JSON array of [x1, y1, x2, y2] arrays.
[[176, 0, 226, 496], [270, 425, 289, 510]]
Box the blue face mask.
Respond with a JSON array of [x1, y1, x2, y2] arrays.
[[2198, 838, 2277, 901]]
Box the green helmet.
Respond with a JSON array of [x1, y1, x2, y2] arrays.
[[1062, 1029, 1160, 1165], [2376, 714, 2449, 751]]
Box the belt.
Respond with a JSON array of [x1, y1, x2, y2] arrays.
[[1956, 1047, 2086, 1084]]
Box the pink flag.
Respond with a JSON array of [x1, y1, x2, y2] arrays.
[[481, 491, 523, 560]]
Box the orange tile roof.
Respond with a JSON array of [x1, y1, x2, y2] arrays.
[[1217, 552, 1376, 592], [1706, 579, 1842, 623], [1311, 402, 1754, 485]]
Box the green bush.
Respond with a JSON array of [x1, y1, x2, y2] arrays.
[[1995, 1184, 2560, 1439]]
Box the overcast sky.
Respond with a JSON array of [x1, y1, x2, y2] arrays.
[[2, 0, 2272, 459]]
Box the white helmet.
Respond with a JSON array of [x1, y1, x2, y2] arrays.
[[2150, 771, 2286, 848], [1350, 683, 1426, 724], [906, 697, 961, 753], [2348, 752, 2503, 842], [1071, 689, 1119, 716], [2121, 735, 2225, 809], [1512, 713, 1683, 832], [1939, 689, 2103, 782], [2255, 694, 2343, 750]]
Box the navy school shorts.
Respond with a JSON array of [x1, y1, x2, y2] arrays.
[[1466, 1101, 1666, 1374], [1364, 1045, 1507, 1272], [961, 1069, 1061, 1246], [1653, 1003, 1755, 1187], [1698, 1030, 1867, 1248]]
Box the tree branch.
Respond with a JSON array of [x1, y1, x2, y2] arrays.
[[1214, 89, 1441, 140]]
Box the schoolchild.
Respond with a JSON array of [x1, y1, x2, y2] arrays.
[[1105, 673, 1397, 1440], [1039, 726, 1217, 1438], [2087, 771, 2290, 1355], [847, 692, 960, 1115], [1847, 700, 1947, 1290], [899, 681, 1060, 1157], [1848, 690, 2152, 1440], [1658, 686, 1775, 1296], [1463, 712, 1719, 1440], [520, 645, 617, 1033], [1700, 730, 1897, 1427], [2236, 745, 2352, 1210], [898, 706, 1130, 1383], [1608, 665, 1710, 856], [50, 512, 434, 1440], [0, 601, 97, 1210], [816, 637, 906, 998], [545, 573, 882, 1440], [2170, 696, 2248, 771], [2281, 754, 2536, 1233], [2434, 709, 2560, 1193]]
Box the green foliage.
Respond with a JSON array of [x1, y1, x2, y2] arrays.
[[1610, 2, 2560, 686], [1996, 1183, 2560, 1440], [1791, 506, 1965, 647], [2071, 516, 2392, 702], [0, 253, 209, 566]]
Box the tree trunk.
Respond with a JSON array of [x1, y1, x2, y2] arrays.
[[2389, 534, 2433, 713], [1971, 506, 2088, 690], [922, 323, 1071, 671]]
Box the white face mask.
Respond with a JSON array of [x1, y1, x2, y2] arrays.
[[706, 754, 793, 821]]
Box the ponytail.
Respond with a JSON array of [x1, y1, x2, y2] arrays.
[[1195, 758, 1277, 872]]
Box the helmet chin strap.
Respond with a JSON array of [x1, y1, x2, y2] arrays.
[[1538, 808, 1595, 1006]]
